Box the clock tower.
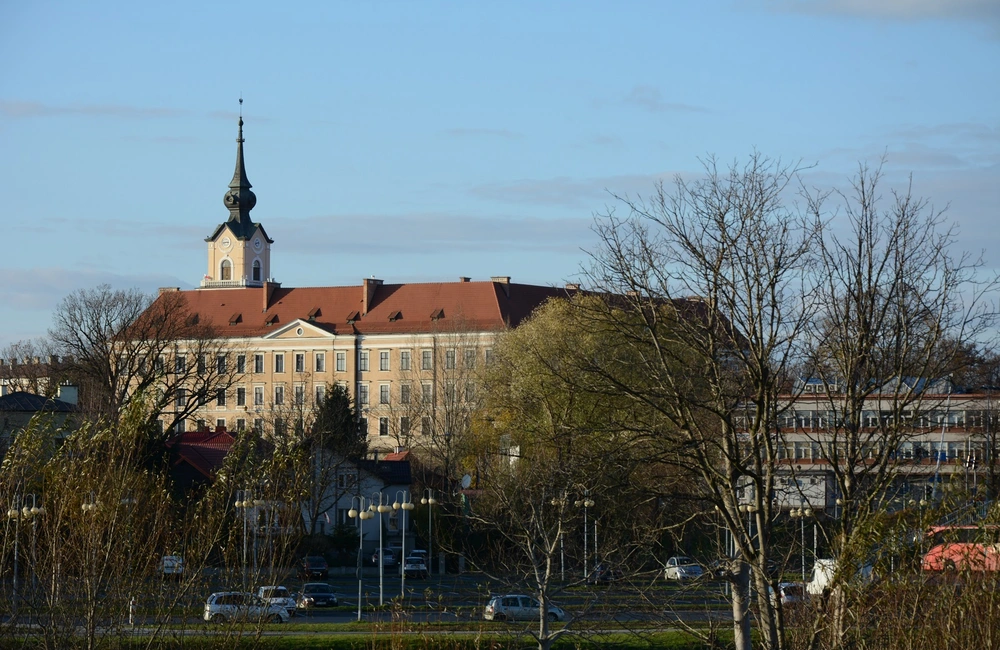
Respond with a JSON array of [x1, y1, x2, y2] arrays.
[[202, 104, 273, 289]]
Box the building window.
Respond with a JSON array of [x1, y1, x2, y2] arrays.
[[315, 353, 326, 372], [445, 349, 456, 370], [274, 385, 285, 405], [215, 354, 226, 374], [445, 381, 456, 402], [236, 387, 246, 406], [175, 356, 186, 374], [358, 384, 369, 405], [359, 351, 369, 372], [237, 354, 246, 373], [357, 417, 368, 436], [196, 419, 206, 430], [295, 384, 305, 405], [220, 259, 232, 281], [274, 418, 285, 435], [156, 355, 165, 374], [275, 354, 285, 373], [380, 351, 390, 372], [253, 418, 263, 432], [400, 384, 411, 404], [295, 353, 305, 373], [174, 419, 186, 433], [252, 260, 261, 282], [421, 416, 432, 436], [464, 382, 475, 402], [337, 472, 357, 489], [464, 348, 476, 369], [198, 354, 207, 374], [216, 388, 226, 407], [400, 350, 411, 371], [422, 383, 433, 404], [254, 386, 264, 406], [236, 418, 246, 431], [379, 384, 390, 404], [484, 348, 493, 365], [175, 388, 186, 408], [315, 384, 326, 404], [254, 354, 264, 373], [400, 416, 410, 436], [379, 417, 389, 436], [421, 350, 433, 370], [336, 351, 346, 372], [216, 418, 226, 429]]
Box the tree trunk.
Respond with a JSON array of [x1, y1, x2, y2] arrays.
[[732, 562, 752, 650]]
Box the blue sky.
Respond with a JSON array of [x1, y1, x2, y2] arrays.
[[1, 0, 998, 349]]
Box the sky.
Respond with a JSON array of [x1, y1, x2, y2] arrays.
[[1, 0, 998, 349]]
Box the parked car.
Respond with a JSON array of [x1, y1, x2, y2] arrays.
[[401, 556, 429, 579], [664, 556, 704, 581], [484, 594, 565, 622], [769, 582, 805, 606], [203, 592, 290, 624], [371, 548, 397, 566], [160, 555, 184, 580], [298, 556, 329, 579], [296, 583, 339, 609], [806, 558, 874, 596], [256, 585, 297, 617], [587, 563, 624, 584]]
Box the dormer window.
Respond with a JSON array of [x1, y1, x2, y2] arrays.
[[220, 259, 233, 281], [252, 260, 261, 282]]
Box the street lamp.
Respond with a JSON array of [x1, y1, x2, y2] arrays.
[[575, 491, 595, 580], [790, 507, 813, 582], [421, 489, 437, 576], [348, 496, 373, 622], [7, 494, 43, 613], [371, 492, 392, 605], [234, 489, 257, 587], [393, 491, 416, 599]]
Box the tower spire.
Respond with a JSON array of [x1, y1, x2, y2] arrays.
[[223, 98, 256, 224]]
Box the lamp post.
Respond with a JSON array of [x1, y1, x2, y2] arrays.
[[348, 496, 373, 621], [575, 491, 594, 580], [234, 489, 256, 588], [6, 495, 42, 612], [421, 489, 437, 576], [371, 492, 391, 605], [790, 507, 813, 582], [393, 491, 416, 599]]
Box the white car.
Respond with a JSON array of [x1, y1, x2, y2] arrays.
[[256, 585, 297, 617], [484, 594, 565, 622], [401, 556, 429, 579], [203, 592, 290, 624], [664, 556, 704, 580]]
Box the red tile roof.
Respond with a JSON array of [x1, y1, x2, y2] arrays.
[[165, 428, 235, 479], [153, 280, 573, 338]]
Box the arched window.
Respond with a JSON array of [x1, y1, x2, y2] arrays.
[[220, 259, 233, 281], [252, 260, 261, 282]]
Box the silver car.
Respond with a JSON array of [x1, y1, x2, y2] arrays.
[[203, 592, 290, 624], [664, 556, 704, 580], [484, 594, 565, 622]]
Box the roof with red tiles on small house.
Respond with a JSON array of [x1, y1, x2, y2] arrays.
[[165, 427, 235, 480], [150, 279, 576, 338]]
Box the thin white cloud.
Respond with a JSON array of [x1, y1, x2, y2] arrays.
[[767, 0, 1000, 28], [623, 86, 710, 115], [470, 172, 680, 208]]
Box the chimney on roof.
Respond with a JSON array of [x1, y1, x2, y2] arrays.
[[565, 283, 580, 291], [459, 277, 470, 283], [363, 277, 383, 315], [491, 276, 511, 298], [158, 287, 180, 294], [57, 384, 78, 405], [263, 281, 280, 312]]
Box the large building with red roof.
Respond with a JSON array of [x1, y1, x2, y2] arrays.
[[153, 116, 574, 453]]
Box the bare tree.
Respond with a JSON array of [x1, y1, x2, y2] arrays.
[[0, 339, 66, 397], [583, 153, 819, 650], [799, 160, 998, 644], [48, 285, 246, 441]]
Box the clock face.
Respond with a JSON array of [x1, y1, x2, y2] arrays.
[[254, 238, 262, 251], [221, 237, 232, 250]]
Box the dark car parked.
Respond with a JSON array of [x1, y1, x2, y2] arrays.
[[296, 583, 339, 609], [298, 556, 329, 579]]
